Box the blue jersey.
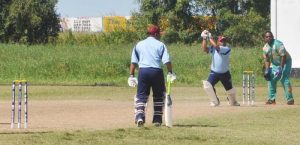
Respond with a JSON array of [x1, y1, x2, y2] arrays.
[[209, 45, 231, 73], [131, 37, 171, 69]]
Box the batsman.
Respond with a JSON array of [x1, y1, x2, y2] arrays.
[[201, 30, 240, 107], [262, 31, 294, 105], [128, 24, 176, 127]]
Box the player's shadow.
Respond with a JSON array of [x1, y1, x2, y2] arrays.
[[174, 124, 218, 128], [0, 130, 53, 135], [0, 122, 53, 135]]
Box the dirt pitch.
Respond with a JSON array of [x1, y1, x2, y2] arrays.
[[0, 86, 297, 132], [1, 101, 296, 132]]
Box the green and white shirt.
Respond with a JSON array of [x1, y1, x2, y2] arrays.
[[262, 39, 291, 66]]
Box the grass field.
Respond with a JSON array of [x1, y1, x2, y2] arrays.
[[0, 43, 299, 144], [0, 85, 299, 145], [1, 108, 300, 145], [3, 43, 298, 86]]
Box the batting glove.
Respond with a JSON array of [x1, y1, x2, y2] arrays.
[[167, 72, 176, 83], [201, 30, 209, 40], [128, 75, 138, 87]]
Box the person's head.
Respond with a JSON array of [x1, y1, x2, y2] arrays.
[[217, 36, 226, 46], [263, 31, 274, 45], [147, 24, 160, 39]]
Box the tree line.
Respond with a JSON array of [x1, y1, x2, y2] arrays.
[[133, 0, 270, 46], [0, 0, 59, 44], [0, 0, 270, 46]]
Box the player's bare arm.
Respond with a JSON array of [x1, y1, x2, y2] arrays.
[[202, 39, 209, 53], [209, 38, 220, 52], [129, 63, 137, 76], [280, 55, 286, 68]]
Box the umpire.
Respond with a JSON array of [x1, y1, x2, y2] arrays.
[[128, 24, 176, 127]]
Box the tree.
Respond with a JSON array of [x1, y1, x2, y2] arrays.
[[195, 0, 270, 46], [1, 0, 60, 44], [164, 0, 199, 43], [133, 0, 201, 43], [0, 0, 12, 42]]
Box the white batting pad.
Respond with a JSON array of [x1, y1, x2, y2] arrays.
[[203, 81, 219, 106]]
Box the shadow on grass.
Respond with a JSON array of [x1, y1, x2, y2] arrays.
[[0, 131, 54, 135], [174, 124, 218, 128], [0, 122, 54, 135]]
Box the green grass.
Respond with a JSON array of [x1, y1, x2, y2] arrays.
[[0, 85, 281, 102], [0, 43, 299, 86], [0, 44, 131, 85], [0, 85, 298, 145], [0, 43, 299, 144], [0, 106, 299, 145], [0, 85, 136, 101]]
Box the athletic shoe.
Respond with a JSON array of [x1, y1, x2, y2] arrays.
[[153, 122, 161, 127], [287, 99, 294, 105], [152, 115, 162, 127], [210, 97, 220, 107], [226, 97, 240, 106], [230, 101, 240, 106], [265, 99, 276, 105], [136, 118, 144, 127]]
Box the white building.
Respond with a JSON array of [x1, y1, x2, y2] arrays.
[[60, 17, 103, 32], [271, 0, 300, 69]]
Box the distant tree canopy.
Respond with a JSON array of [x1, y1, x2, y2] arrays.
[[0, 0, 60, 44], [133, 0, 270, 46], [0, 0, 270, 46], [132, 0, 198, 43]]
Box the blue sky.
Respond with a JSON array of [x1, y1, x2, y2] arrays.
[[56, 0, 140, 17]]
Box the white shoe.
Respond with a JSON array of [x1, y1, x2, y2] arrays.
[[226, 97, 240, 106], [210, 97, 220, 107], [136, 118, 144, 127]]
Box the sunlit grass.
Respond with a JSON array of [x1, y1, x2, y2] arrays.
[[0, 43, 298, 86]]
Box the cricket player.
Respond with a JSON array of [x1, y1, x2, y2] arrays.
[[201, 30, 240, 107], [128, 24, 176, 127], [262, 31, 294, 105]]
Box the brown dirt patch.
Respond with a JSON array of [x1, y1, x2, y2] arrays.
[[0, 99, 296, 132]]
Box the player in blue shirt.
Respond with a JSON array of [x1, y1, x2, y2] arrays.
[[201, 30, 240, 107], [128, 24, 176, 127]]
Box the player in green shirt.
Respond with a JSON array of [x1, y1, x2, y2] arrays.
[[262, 31, 294, 105]]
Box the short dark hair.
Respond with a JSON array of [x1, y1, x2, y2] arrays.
[[263, 31, 273, 37]]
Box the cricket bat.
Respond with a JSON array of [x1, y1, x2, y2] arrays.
[[164, 79, 173, 127]]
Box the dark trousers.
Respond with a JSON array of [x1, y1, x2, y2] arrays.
[[135, 68, 165, 123], [207, 70, 233, 93]]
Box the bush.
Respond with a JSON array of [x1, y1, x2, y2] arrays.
[[218, 9, 269, 47], [1, 0, 59, 44], [161, 28, 179, 43], [55, 30, 139, 46]]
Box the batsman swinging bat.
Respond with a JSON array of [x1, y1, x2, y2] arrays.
[[165, 79, 173, 127]]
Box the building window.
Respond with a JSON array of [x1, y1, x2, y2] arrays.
[[73, 19, 91, 32]]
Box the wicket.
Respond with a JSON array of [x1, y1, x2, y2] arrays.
[[11, 80, 28, 129], [242, 71, 255, 105]]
